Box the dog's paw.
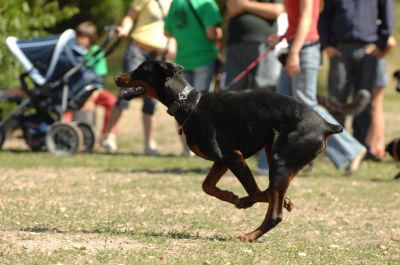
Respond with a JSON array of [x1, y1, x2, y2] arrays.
[[234, 196, 255, 209], [284, 198, 294, 212], [237, 233, 259, 242]]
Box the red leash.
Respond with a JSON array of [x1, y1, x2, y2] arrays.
[[222, 41, 280, 90]]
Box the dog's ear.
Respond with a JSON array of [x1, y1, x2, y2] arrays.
[[156, 61, 176, 77], [156, 61, 183, 77]]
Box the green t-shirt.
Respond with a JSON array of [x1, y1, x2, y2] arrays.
[[228, 0, 282, 45], [164, 0, 222, 70], [85, 44, 108, 77]]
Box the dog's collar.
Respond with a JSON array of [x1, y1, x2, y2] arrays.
[[167, 85, 193, 116]]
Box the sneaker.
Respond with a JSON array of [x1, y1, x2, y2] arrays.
[[344, 146, 367, 176], [181, 148, 195, 157], [144, 146, 160, 156], [100, 133, 118, 154]]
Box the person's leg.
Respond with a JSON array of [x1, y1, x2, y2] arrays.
[[254, 42, 282, 89], [368, 58, 387, 159], [327, 44, 353, 126], [290, 45, 365, 172], [101, 43, 146, 153], [94, 90, 118, 134], [352, 49, 378, 146], [221, 42, 259, 91], [142, 96, 158, 155]]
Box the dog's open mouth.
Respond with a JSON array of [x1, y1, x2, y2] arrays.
[[122, 87, 146, 100]]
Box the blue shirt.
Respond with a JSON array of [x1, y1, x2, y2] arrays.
[[318, 0, 393, 50]]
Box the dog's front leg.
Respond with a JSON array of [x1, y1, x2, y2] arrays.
[[226, 150, 263, 209], [202, 162, 240, 205]]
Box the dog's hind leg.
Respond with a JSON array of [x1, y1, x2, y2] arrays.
[[238, 162, 299, 242], [265, 144, 294, 211]]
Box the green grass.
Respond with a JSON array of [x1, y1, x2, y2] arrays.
[[0, 150, 399, 264]]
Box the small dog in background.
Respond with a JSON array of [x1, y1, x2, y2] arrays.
[[385, 70, 400, 179], [386, 138, 400, 179], [392, 70, 400, 93]]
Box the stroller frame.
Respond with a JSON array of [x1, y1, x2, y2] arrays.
[[0, 27, 120, 155]]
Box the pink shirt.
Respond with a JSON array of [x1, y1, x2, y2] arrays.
[[284, 0, 320, 42]]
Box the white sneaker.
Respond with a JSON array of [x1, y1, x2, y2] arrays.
[[344, 146, 367, 176], [100, 133, 118, 154], [181, 148, 195, 157]]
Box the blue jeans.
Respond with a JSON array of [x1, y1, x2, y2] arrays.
[[183, 61, 215, 93], [277, 43, 364, 169], [115, 42, 164, 115]]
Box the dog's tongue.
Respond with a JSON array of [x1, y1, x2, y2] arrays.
[[122, 87, 145, 100]]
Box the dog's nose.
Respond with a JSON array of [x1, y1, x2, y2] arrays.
[[114, 77, 121, 84]]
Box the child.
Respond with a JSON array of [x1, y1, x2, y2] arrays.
[[75, 21, 119, 153]]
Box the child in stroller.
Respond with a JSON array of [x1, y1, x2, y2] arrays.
[[70, 21, 119, 153], [0, 25, 120, 155]]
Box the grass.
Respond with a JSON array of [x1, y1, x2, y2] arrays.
[[1, 66, 400, 264], [0, 149, 399, 264], [1, 10, 400, 264]]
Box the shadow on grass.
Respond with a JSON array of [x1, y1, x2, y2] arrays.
[[121, 167, 210, 175], [19, 227, 230, 242]]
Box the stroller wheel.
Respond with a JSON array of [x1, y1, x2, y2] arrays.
[[46, 122, 83, 155], [0, 127, 5, 150], [76, 122, 95, 153]]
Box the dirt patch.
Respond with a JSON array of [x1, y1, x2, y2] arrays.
[[1, 230, 146, 253]]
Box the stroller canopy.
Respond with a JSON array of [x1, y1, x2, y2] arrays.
[[6, 29, 85, 86]]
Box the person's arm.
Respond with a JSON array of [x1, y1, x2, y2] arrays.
[[318, 0, 341, 58], [117, 9, 138, 37], [285, 0, 313, 77], [376, 0, 393, 51], [226, 0, 284, 19]]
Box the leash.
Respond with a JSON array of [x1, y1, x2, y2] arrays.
[[221, 40, 280, 91]]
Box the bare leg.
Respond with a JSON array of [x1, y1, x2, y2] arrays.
[[143, 113, 158, 155], [369, 86, 385, 158]]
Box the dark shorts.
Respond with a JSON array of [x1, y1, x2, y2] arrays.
[[115, 42, 164, 115]]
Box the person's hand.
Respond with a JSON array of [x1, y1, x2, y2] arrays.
[[366, 36, 397, 58], [164, 38, 176, 60], [285, 52, 300, 77], [226, 0, 247, 17], [116, 25, 131, 38], [324, 46, 342, 58], [267, 34, 284, 45], [365, 44, 385, 58]]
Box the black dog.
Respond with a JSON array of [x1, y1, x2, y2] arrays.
[[386, 138, 400, 179], [115, 61, 343, 242]]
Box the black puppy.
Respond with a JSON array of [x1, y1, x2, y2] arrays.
[[386, 138, 400, 179], [115, 61, 343, 242]]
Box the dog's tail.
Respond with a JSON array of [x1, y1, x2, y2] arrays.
[[323, 122, 343, 136], [317, 89, 371, 116]]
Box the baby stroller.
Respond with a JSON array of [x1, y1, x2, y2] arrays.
[[0, 27, 120, 155]]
